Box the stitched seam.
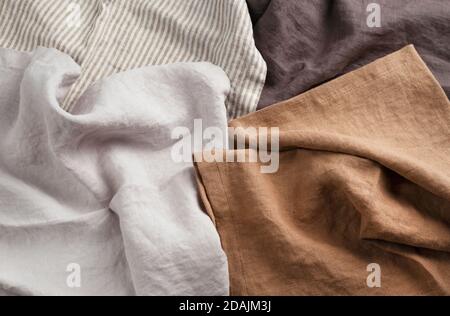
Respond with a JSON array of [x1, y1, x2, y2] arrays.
[[214, 160, 250, 296]]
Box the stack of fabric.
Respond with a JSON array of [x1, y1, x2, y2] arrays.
[[0, 0, 449, 296]]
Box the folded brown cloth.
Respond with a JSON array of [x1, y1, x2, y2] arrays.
[[252, 0, 450, 110], [194, 46, 450, 295]]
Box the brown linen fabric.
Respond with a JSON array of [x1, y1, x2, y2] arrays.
[[194, 46, 450, 295], [251, 0, 450, 109]]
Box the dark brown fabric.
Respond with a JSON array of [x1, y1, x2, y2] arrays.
[[250, 0, 450, 109], [246, 0, 271, 24], [195, 46, 450, 295]]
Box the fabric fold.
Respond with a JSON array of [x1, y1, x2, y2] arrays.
[[0, 0, 266, 119], [250, 0, 450, 109], [195, 45, 450, 295], [0, 47, 229, 296]]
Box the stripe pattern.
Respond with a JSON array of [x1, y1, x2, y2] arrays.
[[0, 0, 266, 119]]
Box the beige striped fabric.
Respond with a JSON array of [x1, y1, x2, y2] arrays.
[[0, 0, 266, 118]]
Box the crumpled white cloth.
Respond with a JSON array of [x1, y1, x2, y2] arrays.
[[0, 47, 229, 296]]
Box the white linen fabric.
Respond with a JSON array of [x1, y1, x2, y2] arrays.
[[0, 47, 229, 296]]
